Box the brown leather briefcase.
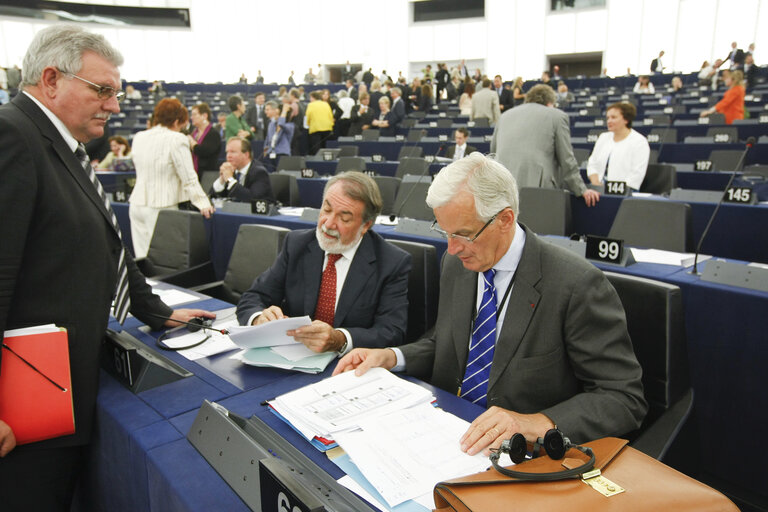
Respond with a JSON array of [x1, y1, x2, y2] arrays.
[[434, 437, 738, 512]]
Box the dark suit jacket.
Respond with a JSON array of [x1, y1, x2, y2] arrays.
[[236, 229, 411, 348], [0, 93, 172, 448], [191, 126, 222, 172], [349, 104, 375, 136], [725, 48, 745, 67], [445, 144, 478, 159], [496, 87, 514, 111], [390, 97, 406, 129], [400, 226, 647, 443], [244, 104, 268, 138], [208, 159, 274, 202], [650, 58, 660, 72]]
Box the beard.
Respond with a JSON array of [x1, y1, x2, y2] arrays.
[[315, 224, 364, 254]]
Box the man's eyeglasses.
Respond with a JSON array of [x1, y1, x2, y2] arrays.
[[430, 208, 507, 243], [60, 70, 125, 103]]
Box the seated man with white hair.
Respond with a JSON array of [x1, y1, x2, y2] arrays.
[[335, 152, 647, 452]]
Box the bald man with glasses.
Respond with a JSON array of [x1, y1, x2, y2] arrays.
[[335, 152, 646, 456]]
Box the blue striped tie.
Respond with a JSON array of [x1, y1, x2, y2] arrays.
[[75, 144, 131, 324], [460, 268, 497, 407]]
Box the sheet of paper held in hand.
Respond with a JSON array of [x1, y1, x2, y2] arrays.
[[334, 402, 490, 508], [268, 367, 434, 441], [227, 315, 312, 349]]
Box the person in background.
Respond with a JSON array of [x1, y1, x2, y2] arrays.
[[700, 69, 745, 124], [96, 135, 131, 170], [555, 81, 574, 109], [511, 76, 525, 107], [458, 79, 474, 116], [0, 84, 9, 105], [209, 136, 273, 203], [633, 75, 655, 94], [743, 54, 757, 90], [224, 94, 251, 140], [586, 102, 650, 191], [669, 76, 684, 94], [263, 99, 294, 169], [414, 83, 433, 112], [349, 92, 374, 136], [129, 98, 214, 258], [372, 96, 396, 136], [124, 84, 141, 100], [244, 92, 267, 140], [305, 90, 334, 155], [445, 127, 477, 160], [187, 102, 221, 175]]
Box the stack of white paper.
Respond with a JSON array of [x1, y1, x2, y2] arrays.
[[630, 248, 711, 267], [268, 368, 435, 442]]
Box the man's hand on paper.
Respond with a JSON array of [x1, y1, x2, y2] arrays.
[[287, 320, 344, 353], [459, 407, 555, 456], [253, 306, 286, 324], [0, 420, 17, 457], [332, 348, 397, 376], [164, 309, 216, 328]]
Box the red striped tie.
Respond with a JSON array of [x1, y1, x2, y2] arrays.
[[313, 254, 342, 325]]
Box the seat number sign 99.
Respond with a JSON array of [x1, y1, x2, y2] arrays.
[[586, 235, 624, 263]]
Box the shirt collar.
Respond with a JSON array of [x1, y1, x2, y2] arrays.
[[492, 222, 526, 273], [328, 231, 365, 262], [23, 90, 79, 153]]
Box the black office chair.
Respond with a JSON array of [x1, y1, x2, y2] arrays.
[[436, 118, 453, 128], [398, 145, 424, 159], [276, 156, 306, 172], [706, 126, 738, 144], [395, 157, 429, 179], [608, 198, 693, 252], [604, 272, 693, 461], [470, 118, 490, 128], [649, 114, 671, 125], [392, 180, 433, 221], [388, 240, 439, 343], [572, 148, 590, 168], [337, 145, 359, 158], [742, 164, 768, 179], [409, 111, 427, 120], [190, 224, 289, 304], [200, 171, 219, 194], [135, 210, 214, 285], [648, 127, 677, 144], [708, 149, 744, 172], [401, 118, 417, 129], [373, 176, 400, 215], [518, 188, 572, 236], [269, 173, 300, 206], [707, 112, 726, 125], [640, 164, 677, 195], [361, 129, 380, 141], [406, 129, 426, 143], [315, 148, 341, 160], [335, 156, 366, 174]]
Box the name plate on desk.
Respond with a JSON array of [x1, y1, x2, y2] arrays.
[[694, 159, 713, 172], [395, 134, 405, 141], [604, 181, 629, 196], [372, 153, 384, 162], [484, 134, 493, 142], [587, 133, 599, 143], [594, 119, 605, 126], [713, 133, 731, 143], [253, 200, 279, 216], [585, 235, 635, 266], [698, 116, 710, 125], [723, 187, 755, 204], [322, 152, 333, 161], [101, 329, 191, 393], [759, 115, 768, 124], [363, 170, 376, 177], [647, 133, 660, 143], [260, 459, 322, 512], [354, 134, 363, 141], [438, 134, 448, 142], [300, 168, 315, 178]]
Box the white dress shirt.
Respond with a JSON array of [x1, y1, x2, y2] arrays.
[[212, 161, 251, 193], [586, 129, 650, 190]]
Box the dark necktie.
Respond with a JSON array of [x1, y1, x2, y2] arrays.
[[460, 269, 497, 407], [75, 144, 131, 324], [313, 254, 342, 326]]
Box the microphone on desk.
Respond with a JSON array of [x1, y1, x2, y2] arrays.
[[689, 136, 755, 275], [389, 144, 444, 223], [144, 312, 229, 335]]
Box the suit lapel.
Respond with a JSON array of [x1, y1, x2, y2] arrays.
[[334, 233, 375, 326], [488, 227, 543, 392], [451, 261, 478, 367], [302, 236, 325, 315], [13, 94, 118, 236]]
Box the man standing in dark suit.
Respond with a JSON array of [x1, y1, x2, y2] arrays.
[[335, 153, 646, 452], [650, 50, 665, 73], [237, 172, 411, 354], [388, 86, 406, 131], [244, 92, 268, 140], [494, 75, 514, 112], [445, 127, 478, 160], [725, 41, 745, 70], [0, 25, 213, 511], [209, 136, 273, 202], [435, 63, 450, 104]]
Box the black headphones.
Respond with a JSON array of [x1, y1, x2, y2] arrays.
[[489, 428, 595, 481], [155, 317, 214, 351]]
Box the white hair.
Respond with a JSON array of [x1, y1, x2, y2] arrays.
[[426, 152, 519, 221], [22, 25, 123, 89]]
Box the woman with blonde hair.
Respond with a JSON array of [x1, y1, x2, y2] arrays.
[[700, 70, 745, 124]]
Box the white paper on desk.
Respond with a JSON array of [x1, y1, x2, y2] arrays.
[[271, 343, 320, 361], [334, 403, 489, 508], [153, 288, 200, 306], [270, 367, 434, 437], [337, 476, 388, 512], [227, 316, 312, 349], [630, 248, 711, 267], [279, 207, 304, 216]]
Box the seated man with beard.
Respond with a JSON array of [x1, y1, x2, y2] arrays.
[[236, 172, 411, 354]]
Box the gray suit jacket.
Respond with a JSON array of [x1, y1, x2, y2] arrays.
[[470, 88, 500, 125], [491, 102, 587, 197], [400, 226, 647, 443]]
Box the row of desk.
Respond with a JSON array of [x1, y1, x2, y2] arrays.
[[95, 206, 768, 510]]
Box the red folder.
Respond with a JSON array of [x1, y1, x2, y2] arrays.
[[0, 328, 75, 444]]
